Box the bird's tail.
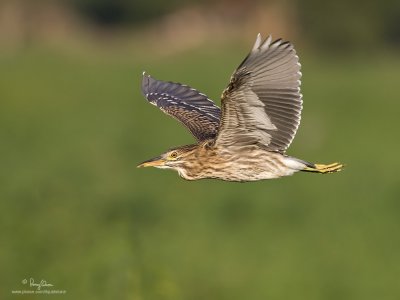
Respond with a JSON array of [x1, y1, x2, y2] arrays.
[[302, 162, 344, 174]]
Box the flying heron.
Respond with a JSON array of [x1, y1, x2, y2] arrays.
[[138, 34, 343, 181]]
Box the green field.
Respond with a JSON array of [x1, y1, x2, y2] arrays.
[[1, 43, 399, 299]]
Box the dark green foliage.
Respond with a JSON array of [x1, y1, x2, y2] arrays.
[[71, 0, 186, 25], [295, 0, 400, 51]]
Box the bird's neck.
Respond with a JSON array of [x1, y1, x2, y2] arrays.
[[177, 142, 228, 180]]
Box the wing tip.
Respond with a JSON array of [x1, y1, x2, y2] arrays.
[[143, 70, 153, 78], [252, 34, 297, 52], [252, 33, 262, 51], [141, 71, 152, 96], [253, 33, 274, 51], [261, 35, 272, 50]]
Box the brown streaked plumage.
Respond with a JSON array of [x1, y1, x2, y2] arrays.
[[138, 34, 344, 182]]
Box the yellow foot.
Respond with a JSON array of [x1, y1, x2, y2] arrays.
[[304, 162, 344, 174]]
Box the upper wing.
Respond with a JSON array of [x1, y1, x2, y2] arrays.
[[215, 34, 303, 152], [141, 73, 221, 141]]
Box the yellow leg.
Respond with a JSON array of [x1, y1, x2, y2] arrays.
[[303, 162, 344, 174]]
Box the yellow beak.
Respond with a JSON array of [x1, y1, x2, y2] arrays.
[[137, 156, 165, 168]]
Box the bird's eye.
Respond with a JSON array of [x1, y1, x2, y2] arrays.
[[170, 152, 178, 159]]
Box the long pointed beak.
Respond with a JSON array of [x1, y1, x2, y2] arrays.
[[137, 156, 165, 168]]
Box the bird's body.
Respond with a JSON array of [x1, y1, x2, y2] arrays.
[[160, 141, 303, 181], [138, 34, 343, 181]]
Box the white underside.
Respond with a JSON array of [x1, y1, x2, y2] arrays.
[[282, 156, 308, 171]]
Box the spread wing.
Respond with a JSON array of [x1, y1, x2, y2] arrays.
[[141, 73, 221, 141], [215, 34, 303, 153]]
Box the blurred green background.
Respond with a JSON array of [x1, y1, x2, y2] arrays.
[[1, 0, 400, 299]]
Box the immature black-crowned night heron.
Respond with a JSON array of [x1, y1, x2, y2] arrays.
[[138, 34, 343, 181]]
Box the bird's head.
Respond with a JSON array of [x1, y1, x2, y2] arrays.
[[137, 144, 198, 172]]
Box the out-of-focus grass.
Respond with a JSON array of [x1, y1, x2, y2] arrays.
[[0, 43, 399, 300]]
